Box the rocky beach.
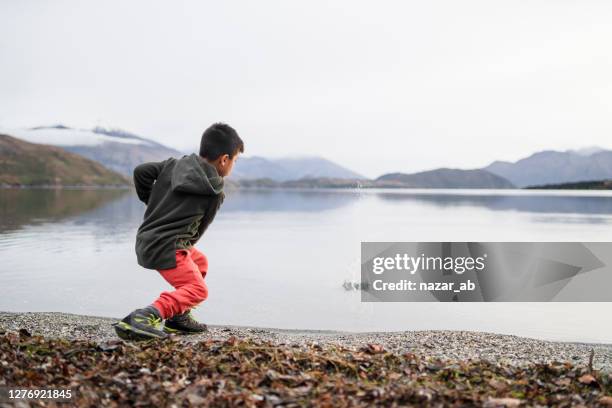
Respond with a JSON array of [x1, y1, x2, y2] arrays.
[[1, 312, 610, 406]]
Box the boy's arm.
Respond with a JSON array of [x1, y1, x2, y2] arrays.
[[133, 160, 167, 204], [199, 192, 225, 235]]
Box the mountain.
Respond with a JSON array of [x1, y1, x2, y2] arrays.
[[235, 177, 365, 189], [231, 156, 364, 181], [274, 157, 365, 180], [0, 134, 129, 186], [230, 156, 289, 180], [376, 168, 515, 189], [0, 125, 182, 176], [484, 148, 612, 187]]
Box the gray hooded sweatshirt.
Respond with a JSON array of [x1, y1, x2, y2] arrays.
[[133, 153, 224, 270]]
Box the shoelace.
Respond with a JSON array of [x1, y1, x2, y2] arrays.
[[147, 315, 162, 329]]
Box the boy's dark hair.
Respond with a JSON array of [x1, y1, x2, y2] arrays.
[[199, 123, 244, 160]]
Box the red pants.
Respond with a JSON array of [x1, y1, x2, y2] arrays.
[[152, 247, 209, 319]]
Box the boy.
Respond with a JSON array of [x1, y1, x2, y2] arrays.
[[114, 123, 243, 341]]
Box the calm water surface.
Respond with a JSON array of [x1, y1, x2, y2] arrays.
[[1, 188, 611, 343]]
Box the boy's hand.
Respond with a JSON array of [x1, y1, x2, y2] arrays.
[[134, 160, 167, 204]]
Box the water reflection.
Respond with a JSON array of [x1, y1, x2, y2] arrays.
[[223, 189, 357, 212], [0, 188, 360, 239], [376, 191, 612, 215], [0, 188, 131, 233], [3, 189, 612, 236], [1, 188, 612, 342]]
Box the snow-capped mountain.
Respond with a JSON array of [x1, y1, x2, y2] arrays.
[[3, 125, 149, 147], [0, 125, 182, 176], [2, 125, 364, 182]]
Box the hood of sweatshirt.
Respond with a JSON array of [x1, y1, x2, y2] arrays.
[[171, 153, 224, 195]]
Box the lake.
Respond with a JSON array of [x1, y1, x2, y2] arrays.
[[1, 187, 611, 343]]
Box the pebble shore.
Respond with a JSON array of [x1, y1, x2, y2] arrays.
[[1, 311, 610, 373]]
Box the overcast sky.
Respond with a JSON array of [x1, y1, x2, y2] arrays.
[[1, 1, 612, 177]]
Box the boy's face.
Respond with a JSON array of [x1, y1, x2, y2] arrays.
[[215, 151, 240, 177]]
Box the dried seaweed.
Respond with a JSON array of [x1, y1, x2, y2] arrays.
[[0, 331, 610, 407]]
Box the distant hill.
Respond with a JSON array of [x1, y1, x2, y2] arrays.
[[230, 156, 289, 180], [0, 134, 129, 187], [0, 125, 182, 176], [6, 124, 610, 190], [484, 148, 612, 188], [235, 177, 365, 189], [525, 179, 612, 190], [376, 168, 515, 189], [231, 156, 364, 181], [234, 169, 514, 189]]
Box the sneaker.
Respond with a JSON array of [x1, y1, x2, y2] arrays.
[[113, 306, 168, 341], [163, 309, 208, 334]]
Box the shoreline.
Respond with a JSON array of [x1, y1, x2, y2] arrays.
[[3, 185, 612, 195], [2, 311, 610, 373], [0, 185, 131, 190], [2, 311, 611, 406]]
